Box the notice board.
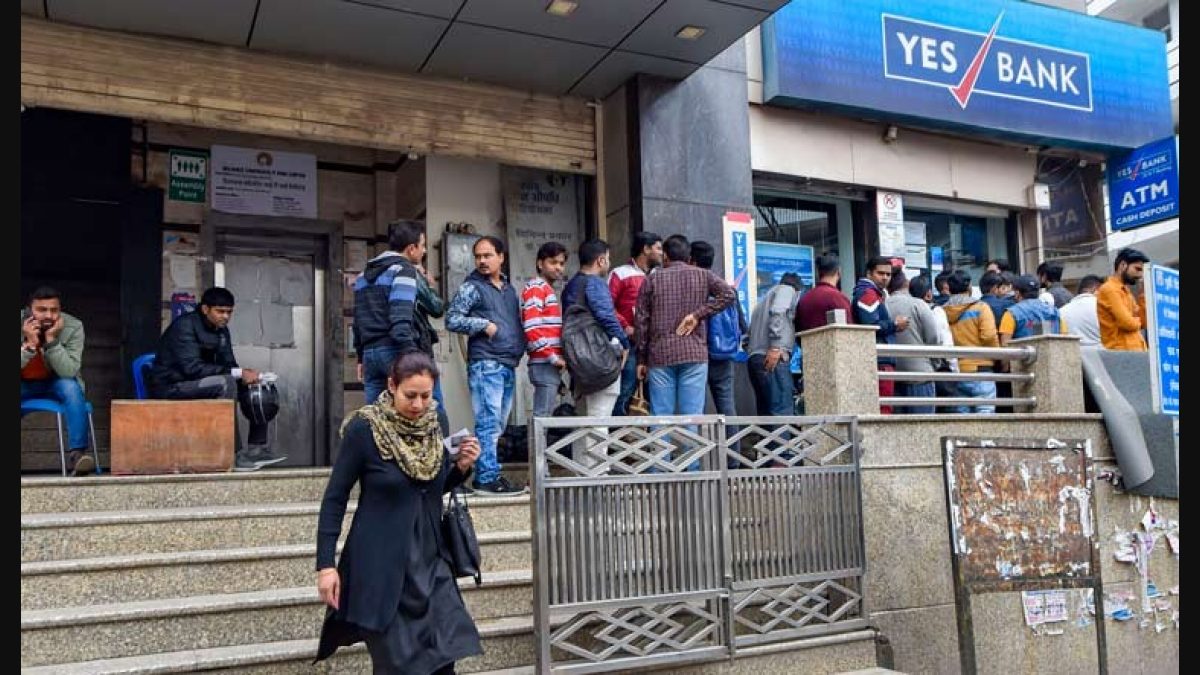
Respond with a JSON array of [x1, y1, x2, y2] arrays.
[[942, 437, 1107, 674]]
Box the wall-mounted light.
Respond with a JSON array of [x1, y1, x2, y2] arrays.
[[882, 124, 898, 143], [545, 0, 579, 17], [675, 25, 706, 40]]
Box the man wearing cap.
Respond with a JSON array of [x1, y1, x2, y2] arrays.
[[997, 275, 1069, 346]]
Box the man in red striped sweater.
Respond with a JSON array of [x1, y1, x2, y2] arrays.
[[522, 242, 569, 422], [607, 231, 662, 414]]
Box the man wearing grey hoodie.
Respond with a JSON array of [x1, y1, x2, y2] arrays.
[[884, 269, 941, 414], [746, 273, 802, 416]]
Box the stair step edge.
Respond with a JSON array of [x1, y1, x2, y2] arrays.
[[23, 493, 530, 528], [25, 591, 535, 629]]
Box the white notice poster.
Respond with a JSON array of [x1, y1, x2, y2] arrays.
[[211, 145, 317, 218], [876, 191, 904, 224], [501, 167, 582, 286], [878, 221, 906, 258]]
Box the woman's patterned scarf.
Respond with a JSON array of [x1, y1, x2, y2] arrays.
[[340, 391, 443, 481]]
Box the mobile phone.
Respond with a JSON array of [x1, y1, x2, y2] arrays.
[[443, 428, 470, 455]]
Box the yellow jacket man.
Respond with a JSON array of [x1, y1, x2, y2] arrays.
[[1096, 248, 1150, 351]]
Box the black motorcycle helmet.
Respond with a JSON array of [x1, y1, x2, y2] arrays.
[[238, 381, 280, 425]]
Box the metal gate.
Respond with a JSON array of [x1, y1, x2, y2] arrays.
[[531, 414, 868, 673]]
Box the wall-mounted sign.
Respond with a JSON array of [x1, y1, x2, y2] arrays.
[[211, 145, 317, 218], [1107, 136, 1179, 232], [876, 191, 906, 258], [1146, 265, 1179, 416], [755, 242, 815, 301], [169, 149, 207, 203], [502, 167, 582, 286], [763, 0, 1173, 150], [722, 212, 757, 319]]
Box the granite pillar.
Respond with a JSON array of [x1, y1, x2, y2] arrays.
[[798, 324, 880, 416], [1010, 334, 1085, 414], [627, 42, 754, 276]]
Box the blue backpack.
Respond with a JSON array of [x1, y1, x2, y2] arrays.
[[707, 303, 743, 361]]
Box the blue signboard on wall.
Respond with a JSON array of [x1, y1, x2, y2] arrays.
[[755, 242, 815, 302], [763, 0, 1173, 151], [1147, 265, 1179, 416], [1106, 136, 1179, 231]]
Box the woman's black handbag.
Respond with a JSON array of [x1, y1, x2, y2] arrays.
[[441, 491, 482, 586]]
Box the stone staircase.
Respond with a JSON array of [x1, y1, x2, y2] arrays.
[[21, 468, 537, 674], [22, 467, 884, 674]]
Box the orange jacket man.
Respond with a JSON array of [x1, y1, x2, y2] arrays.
[[1096, 248, 1150, 351]]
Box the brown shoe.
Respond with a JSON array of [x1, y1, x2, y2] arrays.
[[70, 451, 94, 476]]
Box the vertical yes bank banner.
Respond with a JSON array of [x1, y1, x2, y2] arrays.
[[762, 0, 1173, 150]]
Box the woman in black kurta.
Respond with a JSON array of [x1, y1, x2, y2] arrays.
[[314, 352, 482, 674]]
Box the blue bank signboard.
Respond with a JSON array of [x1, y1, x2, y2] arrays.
[[1147, 265, 1179, 416], [763, 0, 1174, 150], [1106, 136, 1179, 231], [755, 242, 815, 302]]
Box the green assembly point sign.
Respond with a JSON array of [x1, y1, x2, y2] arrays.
[[169, 149, 208, 203]]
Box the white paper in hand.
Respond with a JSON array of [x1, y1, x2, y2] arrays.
[[444, 428, 470, 456]]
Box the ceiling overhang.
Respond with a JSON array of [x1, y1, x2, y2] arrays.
[[22, 0, 788, 99]]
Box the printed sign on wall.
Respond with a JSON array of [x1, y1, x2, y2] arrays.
[[722, 212, 758, 319], [1146, 265, 1179, 416], [168, 149, 208, 203], [211, 145, 317, 218], [1107, 136, 1179, 232], [763, 0, 1173, 150], [501, 167, 582, 286]]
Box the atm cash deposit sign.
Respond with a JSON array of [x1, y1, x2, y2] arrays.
[[762, 0, 1173, 150]]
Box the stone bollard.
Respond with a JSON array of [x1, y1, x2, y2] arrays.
[[798, 323, 881, 416], [1009, 334, 1085, 414]]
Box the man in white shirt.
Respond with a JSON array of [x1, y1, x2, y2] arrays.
[[1059, 275, 1103, 347]]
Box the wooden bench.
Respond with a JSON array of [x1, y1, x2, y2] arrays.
[[110, 400, 234, 474]]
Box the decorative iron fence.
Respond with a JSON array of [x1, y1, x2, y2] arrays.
[[530, 414, 868, 673]]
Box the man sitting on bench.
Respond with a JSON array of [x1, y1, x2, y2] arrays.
[[148, 287, 286, 472]]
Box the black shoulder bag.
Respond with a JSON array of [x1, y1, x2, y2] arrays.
[[441, 491, 482, 586]]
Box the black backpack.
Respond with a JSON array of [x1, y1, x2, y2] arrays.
[[562, 280, 623, 397]]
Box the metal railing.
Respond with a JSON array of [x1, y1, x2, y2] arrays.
[[876, 344, 1036, 409], [531, 414, 868, 673]]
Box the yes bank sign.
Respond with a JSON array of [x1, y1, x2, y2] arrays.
[[763, 0, 1173, 150], [1107, 136, 1179, 231]]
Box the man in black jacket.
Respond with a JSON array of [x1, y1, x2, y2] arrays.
[[149, 287, 286, 471]]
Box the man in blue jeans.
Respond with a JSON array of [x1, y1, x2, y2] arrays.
[[747, 273, 801, 416], [447, 236, 527, 495], [635, 235, 736, 471], [352, 220, 425, 405], [21, 287, 93, 475], [689, 240, 746, 422]]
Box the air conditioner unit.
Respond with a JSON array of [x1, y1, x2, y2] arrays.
[[1026, 183, 1051, 210]]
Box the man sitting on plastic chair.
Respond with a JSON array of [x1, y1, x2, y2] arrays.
[[20, 286, 94, 476]]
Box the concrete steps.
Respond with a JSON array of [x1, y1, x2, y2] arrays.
[[21, 497, 531, 563], [21, 469, 538, 672], [21, 468, 880, 673], [22, 578, 534, 667], [22, 616, 538, 674], [22, 542, 534, 609], [20, 465, 532, 513]]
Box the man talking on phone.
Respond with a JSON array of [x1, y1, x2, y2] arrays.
[[21, 286, 93, 475]]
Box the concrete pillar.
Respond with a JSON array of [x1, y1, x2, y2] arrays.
[[627, 41, 753, 276], [798, 324, 880, 416], [1010, 334, 1085, 414]]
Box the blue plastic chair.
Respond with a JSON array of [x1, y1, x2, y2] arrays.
[[132, 353, 156, 400], [20, 398, 101, 476]]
